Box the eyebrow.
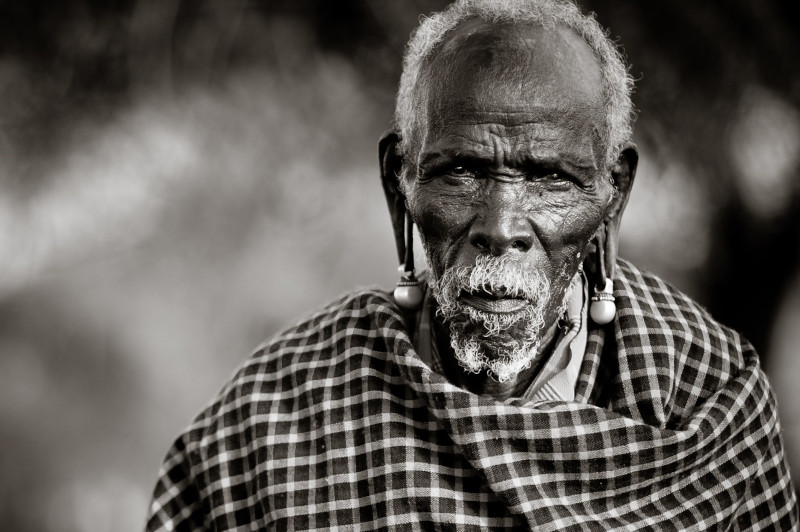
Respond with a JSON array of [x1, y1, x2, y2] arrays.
[[528, 155, 599, 173], [419, 149, 482, 168], [419, 147, 598, 173]]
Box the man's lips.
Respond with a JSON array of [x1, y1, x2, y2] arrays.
[[459, 290, 528, 314]]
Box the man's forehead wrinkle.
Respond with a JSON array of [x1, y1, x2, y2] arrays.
[[420, 70, 603, 162], [421, 130, 599, 172], [425, 113, 599, 154], [419, 114, 604, 173]]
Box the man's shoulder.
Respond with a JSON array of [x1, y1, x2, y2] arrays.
[[614, 258, 745, 350], [234, 287, 407, 385], [181, 287, 408, 439], [611, 259, 757, 426]]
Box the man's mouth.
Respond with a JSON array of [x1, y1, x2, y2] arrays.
[[459, 287, 529, 314]]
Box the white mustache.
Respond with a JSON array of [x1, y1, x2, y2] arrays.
[[432, 255, 550, 311]]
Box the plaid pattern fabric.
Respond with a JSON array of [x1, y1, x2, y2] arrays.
[[146, 260, 798, 530]]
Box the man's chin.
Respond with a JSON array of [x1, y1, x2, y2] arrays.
[[444, 308, 543, 383], [449, 330, 540, 383], [452, 300, 539, 339]]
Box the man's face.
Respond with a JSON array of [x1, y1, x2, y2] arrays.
[[402, 21, 616, 380]]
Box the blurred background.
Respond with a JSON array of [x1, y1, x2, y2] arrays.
[[0, 0, 798, 529]]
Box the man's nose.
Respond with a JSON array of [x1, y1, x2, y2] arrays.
[[468, 188, 534, 256]]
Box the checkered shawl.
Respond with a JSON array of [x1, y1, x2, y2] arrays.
[[147, 260, 797, 531]]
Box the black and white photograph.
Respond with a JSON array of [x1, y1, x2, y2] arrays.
[[1, 0, 798, 530]]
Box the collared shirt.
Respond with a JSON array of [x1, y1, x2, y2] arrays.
[[413, 272, 588, 402]]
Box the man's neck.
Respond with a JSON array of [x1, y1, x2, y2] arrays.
[[433, 317, 562, 401]]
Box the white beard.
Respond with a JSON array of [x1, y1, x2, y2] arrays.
[[428, 255, 560, 383]]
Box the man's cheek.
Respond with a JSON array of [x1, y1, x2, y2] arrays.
[[414, 210, 468, 276], [554, 204, 606, 247], [410, 194, 467, 241]]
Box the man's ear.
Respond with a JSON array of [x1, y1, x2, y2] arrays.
[[593, 143, 638, 280], [605, 142, 638, 226], [379, 130, 407, 265]]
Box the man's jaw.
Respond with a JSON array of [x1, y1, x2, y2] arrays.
[[448, 332, 541, 384], [429, 255, 552, 383]]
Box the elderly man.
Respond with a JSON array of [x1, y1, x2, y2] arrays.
[[147, 0, 797, 529]]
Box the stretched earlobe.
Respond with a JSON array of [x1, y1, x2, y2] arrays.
[[379, 131, 406, 265], [589, 226, 616, 325], [393, 214, 424, 310], [586, 143, 638, 324], [379, 131, 423, 310]]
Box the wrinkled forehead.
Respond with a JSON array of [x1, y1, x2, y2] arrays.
[[417, 19, 606, 133]]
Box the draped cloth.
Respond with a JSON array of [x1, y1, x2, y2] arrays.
[[146, 260, 797, 531]]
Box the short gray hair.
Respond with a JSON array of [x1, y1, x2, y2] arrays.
[[395, 0, 634, 167]]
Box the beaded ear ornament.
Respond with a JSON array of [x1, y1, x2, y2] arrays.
[[589, 235, 616, 325]]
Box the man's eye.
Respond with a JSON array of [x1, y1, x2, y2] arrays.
[[541, 172, 564, 181], [530, 171, 572, 185], [449, 166, 473, 177]]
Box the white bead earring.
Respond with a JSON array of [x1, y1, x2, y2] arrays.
[[590, 277, 616, 324], [589, 233, 616, 325]]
